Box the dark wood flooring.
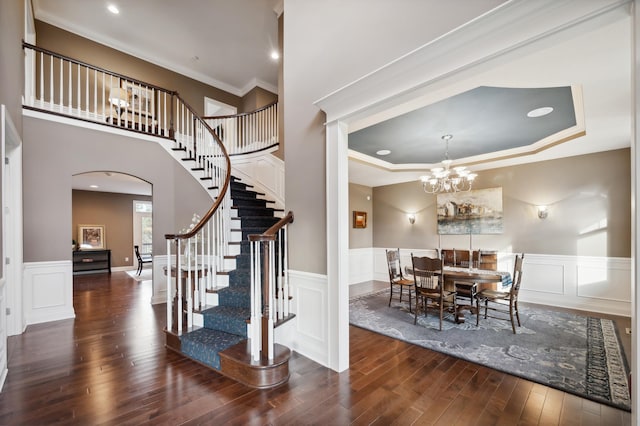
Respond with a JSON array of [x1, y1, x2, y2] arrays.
[[0, 272, 631, 425]]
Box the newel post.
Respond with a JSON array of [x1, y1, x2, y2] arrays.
[[260, 238, 273, 358]]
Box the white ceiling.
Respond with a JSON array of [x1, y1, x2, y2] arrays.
[[72, 172, 151, 196], [33, 1, 632, 192], [32, 0, 282, 96]]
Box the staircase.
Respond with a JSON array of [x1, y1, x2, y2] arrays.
[[21, 42, 293, 389], [167, 177, 292, 388]]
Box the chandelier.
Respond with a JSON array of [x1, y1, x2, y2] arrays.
[[420, 134, 477, 194]]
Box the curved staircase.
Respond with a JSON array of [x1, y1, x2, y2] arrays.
[[20, 42, 293, 389], [166, 177, 293, 388]]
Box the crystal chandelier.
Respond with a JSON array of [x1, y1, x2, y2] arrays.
[[420, 134, 477, 194]]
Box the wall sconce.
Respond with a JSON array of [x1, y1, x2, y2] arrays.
[[537, 205, 548, 219], [407, 213, 415, 224]]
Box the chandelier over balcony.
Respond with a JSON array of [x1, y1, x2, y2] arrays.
[[420, 134, 477, 194]]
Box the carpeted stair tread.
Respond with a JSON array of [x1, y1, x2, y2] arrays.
[[231, 188, 265, 199], [232, 206, 283, 216], [217, 285, 251, 308], [180, 328, 246, 370], [202, 305, 250, 337]]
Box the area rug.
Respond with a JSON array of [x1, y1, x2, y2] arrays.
[[125, 269, 152, 282], [349, 290, 631, 411]]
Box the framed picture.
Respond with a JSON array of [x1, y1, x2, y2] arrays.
[[353, 211, 367, 228], [122, 81, 155, 118], [436, 187, 503, 235], [78, 225, 106, 250]]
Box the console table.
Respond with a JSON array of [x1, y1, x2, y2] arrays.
[[73, 249, 111, 274]]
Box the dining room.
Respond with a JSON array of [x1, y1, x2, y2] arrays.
[[344, 3, 632, 416]]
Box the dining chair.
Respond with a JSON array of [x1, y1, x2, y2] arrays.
[[475, 253, 525, 333], [411, 254, 456, 330], [473, 249, 498, 270], [386, 249, 414, 312], [134, 245, 153, 276]]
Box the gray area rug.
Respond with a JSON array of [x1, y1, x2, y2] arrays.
[[349, 290, 631, 411]]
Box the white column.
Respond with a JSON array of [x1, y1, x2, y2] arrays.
[[326, 120, 349, 372], [631, 0, 639, 422]]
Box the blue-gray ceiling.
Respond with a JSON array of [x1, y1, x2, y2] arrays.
[[348, 86, 576, 165]]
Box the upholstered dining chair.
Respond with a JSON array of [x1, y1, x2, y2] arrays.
[[386, 249, 414, 312], [475, 253, 525, 333], [411, 254, 456, 331]]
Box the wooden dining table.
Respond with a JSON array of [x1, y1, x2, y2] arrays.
[[442, 266, 512, 323], [404, 265, 512, 324]]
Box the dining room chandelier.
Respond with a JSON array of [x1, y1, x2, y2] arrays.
[[420, 134, 477, 194]]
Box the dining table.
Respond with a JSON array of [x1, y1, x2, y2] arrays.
[[442, 266, 512, 323], [404, 265, 512, 324]]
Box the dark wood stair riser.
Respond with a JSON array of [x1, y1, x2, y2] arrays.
[[219, 341, 291, 389]]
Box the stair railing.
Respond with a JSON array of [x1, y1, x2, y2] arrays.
[[202, 101, 278, 156], [23, 42, 175, 139], [21, 42, 233, 335], [164, 96, 232, 334], [248, 211, 294, 361]]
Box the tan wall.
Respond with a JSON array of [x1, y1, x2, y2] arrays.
[[0, 0, 24, 280], [35, 21, 242, 117], [0, 0, 23, 131], [372, 148, 631, 258], [23, 116, 212, 263], [349, 183, 373, 249], [240, 87, 277, 112], [72, 190, 152, 268]]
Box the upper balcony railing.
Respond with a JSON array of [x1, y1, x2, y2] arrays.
[[203, 101, 278, 156]]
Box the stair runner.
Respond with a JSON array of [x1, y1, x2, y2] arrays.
[[179, 177, 280, 369]]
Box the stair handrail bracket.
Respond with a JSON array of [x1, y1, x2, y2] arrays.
[[248, 211, 294, 361]]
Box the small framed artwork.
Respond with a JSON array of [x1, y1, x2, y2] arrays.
[[122, 81, 155, 118], [78, 225, 106, 250], [353, 211, 367, 228]]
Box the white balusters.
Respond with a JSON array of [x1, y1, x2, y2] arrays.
[[203, 103, 278, 156]]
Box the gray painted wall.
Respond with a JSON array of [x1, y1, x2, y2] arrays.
[[372, 148, 631, 257], [283, 0, 503, 274], [23, 116, 212, 262]]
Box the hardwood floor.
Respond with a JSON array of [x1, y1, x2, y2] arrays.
[[0, 272, 631, 425]]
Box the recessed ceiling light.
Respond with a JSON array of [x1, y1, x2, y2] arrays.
[[89, 184, 99, 189], [527, 107, 554, 118], [376, 149, 391, 156], [270, 51, 280, 60], [107, 4, 119, 14]]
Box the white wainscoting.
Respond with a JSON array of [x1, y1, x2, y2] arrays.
[[151, 254, 171, 305], [519, 254, 631, 317], [23, 261, 75, 325], [287, 270, 329, 367], [349, 248, 374, 284], [230, 151, 284, 208], [351, 249, 631, 317]]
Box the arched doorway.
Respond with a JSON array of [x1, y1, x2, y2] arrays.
[[71, 171, 152, 280]]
